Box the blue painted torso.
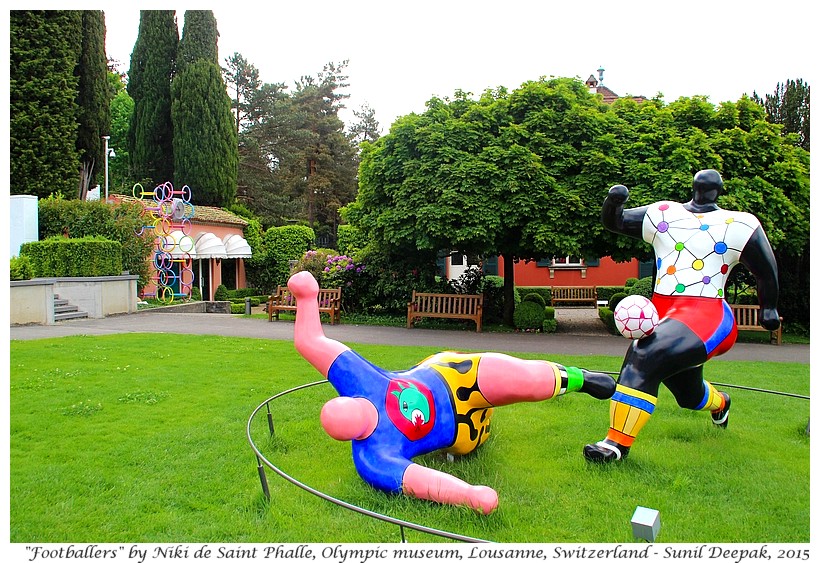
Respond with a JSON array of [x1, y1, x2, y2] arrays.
[[327, 350, 457, 493]]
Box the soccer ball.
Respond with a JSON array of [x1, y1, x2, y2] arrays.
[[614, 295, 659, 340]]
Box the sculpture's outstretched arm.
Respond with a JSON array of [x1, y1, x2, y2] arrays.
[[402, 463, 498, 515], [601, 184, 647, 239], [740, 227, 780, 330], [288, 271, 350, 377]]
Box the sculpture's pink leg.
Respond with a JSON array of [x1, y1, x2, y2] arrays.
[[476, 352, 561, 405]]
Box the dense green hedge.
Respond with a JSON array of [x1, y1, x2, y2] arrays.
[[20, 236, 123, 277], [228, 297, 261, 307], [596, 285, 625, 302], [520, 286, 552, 304], [608, 292, 628, 310], [245, 225, 315, 293], [36, 196, 154, 288], [514, 300, 546, 331], [598, 306, 619, 335], [213, 284, 229, 301], [626, 277, 654, 299], [226, 287, 262, 299], [522, 292, 546, 306], [10, 255, 34, 280]]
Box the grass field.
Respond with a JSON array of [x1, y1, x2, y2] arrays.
[[9, 333, 810, 543]]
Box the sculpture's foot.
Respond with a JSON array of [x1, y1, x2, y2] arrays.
[[580, 371, 616, 400], [583, 440, 629, 463], [711, 392, 731, 428]]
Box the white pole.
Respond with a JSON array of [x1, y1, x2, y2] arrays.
[[102, 135, 110, 202]]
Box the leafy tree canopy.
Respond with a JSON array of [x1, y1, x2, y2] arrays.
[[343, 77, 810, 324]]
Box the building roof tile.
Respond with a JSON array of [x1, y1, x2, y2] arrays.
[[111, 194, 248, 227]]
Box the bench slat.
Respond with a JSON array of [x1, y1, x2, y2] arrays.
[[729, 303, 782, 345], [268, 286, 342, 325], [407, 292, 483, 332]]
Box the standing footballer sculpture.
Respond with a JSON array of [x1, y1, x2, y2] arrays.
[[583, 169, 780, 463]]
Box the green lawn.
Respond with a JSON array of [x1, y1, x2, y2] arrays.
[[10, 334, 810, 543]]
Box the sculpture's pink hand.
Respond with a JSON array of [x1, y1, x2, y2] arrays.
[[402, 463, 498, 515]]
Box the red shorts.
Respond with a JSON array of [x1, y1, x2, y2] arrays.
[[652, 294, 737, 359]]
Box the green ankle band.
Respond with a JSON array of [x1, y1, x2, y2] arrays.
[[566, 366, 584, 393]]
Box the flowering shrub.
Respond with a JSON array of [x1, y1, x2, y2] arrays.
[[295, 249, 337, 281], [323, 254, 365, 306], [292, 250, 366, 313], [324, 254, 364, 278]]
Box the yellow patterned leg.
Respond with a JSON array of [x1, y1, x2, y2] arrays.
[[604, 384, 658, 449]]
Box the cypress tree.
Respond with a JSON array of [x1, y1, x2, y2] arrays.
[[10, 10, 82, 198], [176, 10, 219, 74], [75, 10, 111, 197], [172, 59, 238, 206], [127, 10, 177, 185], [172, 10, 237, 206]]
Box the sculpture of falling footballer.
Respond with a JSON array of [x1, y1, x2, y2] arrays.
[[614, 295, 659, 339], [286, 270, 617, 514]]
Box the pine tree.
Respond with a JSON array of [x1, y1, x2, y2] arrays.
[[348, 103, 381, 146], [290, 62, 358, 243], [10, 10, 83, 198], [172, 10, 237, 207], [223, 52, 262, 136], [127, 10, 177, 185], [753, 79, 810, 151], [76, 10, 111, 198]]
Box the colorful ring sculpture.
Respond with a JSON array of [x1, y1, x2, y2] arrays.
[[134, 181, 195, 304]]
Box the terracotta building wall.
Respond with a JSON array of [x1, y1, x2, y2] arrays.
[[499, 255, 640, 287]]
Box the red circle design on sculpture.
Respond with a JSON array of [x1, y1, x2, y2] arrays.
[[385, 379, 436, 441]]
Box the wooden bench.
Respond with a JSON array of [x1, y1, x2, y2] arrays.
[[729, 303, 782, 345], [407, 292, 484, 332], [267, 286, 342, 325], [550, 286, 598, 308]]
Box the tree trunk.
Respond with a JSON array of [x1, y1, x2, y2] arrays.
[[77, 160, 93, 200], [502, 252, 516, 326]]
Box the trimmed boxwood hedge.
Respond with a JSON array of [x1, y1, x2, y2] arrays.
[[20, 236, 123, 278], [10, 255, 34, 280], [513, 300, 546, 331]]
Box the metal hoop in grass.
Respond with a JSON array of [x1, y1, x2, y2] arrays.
[[246, 380, 490, 543]]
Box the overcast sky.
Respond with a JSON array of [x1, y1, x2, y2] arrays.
[[97, 1, 816, 135]]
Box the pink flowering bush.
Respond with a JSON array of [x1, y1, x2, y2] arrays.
[[293, 250, 366, 312], [293, 249, 336, 282]]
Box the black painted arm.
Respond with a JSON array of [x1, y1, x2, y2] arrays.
[[739, 227, 780, 330], [601, 185, 647, 239]]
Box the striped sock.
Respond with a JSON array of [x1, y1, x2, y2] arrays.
[[696, 381, 726, 412], [604, 384, 658, 449]]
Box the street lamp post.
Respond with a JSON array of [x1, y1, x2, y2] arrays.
[[102, 135, 110, 202]]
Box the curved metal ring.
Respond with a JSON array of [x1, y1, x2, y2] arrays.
[[246, 380, 489, 543]]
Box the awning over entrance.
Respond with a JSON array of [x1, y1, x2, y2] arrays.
[[194, 232, 228, 259], [222, 234, 252, 258]]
